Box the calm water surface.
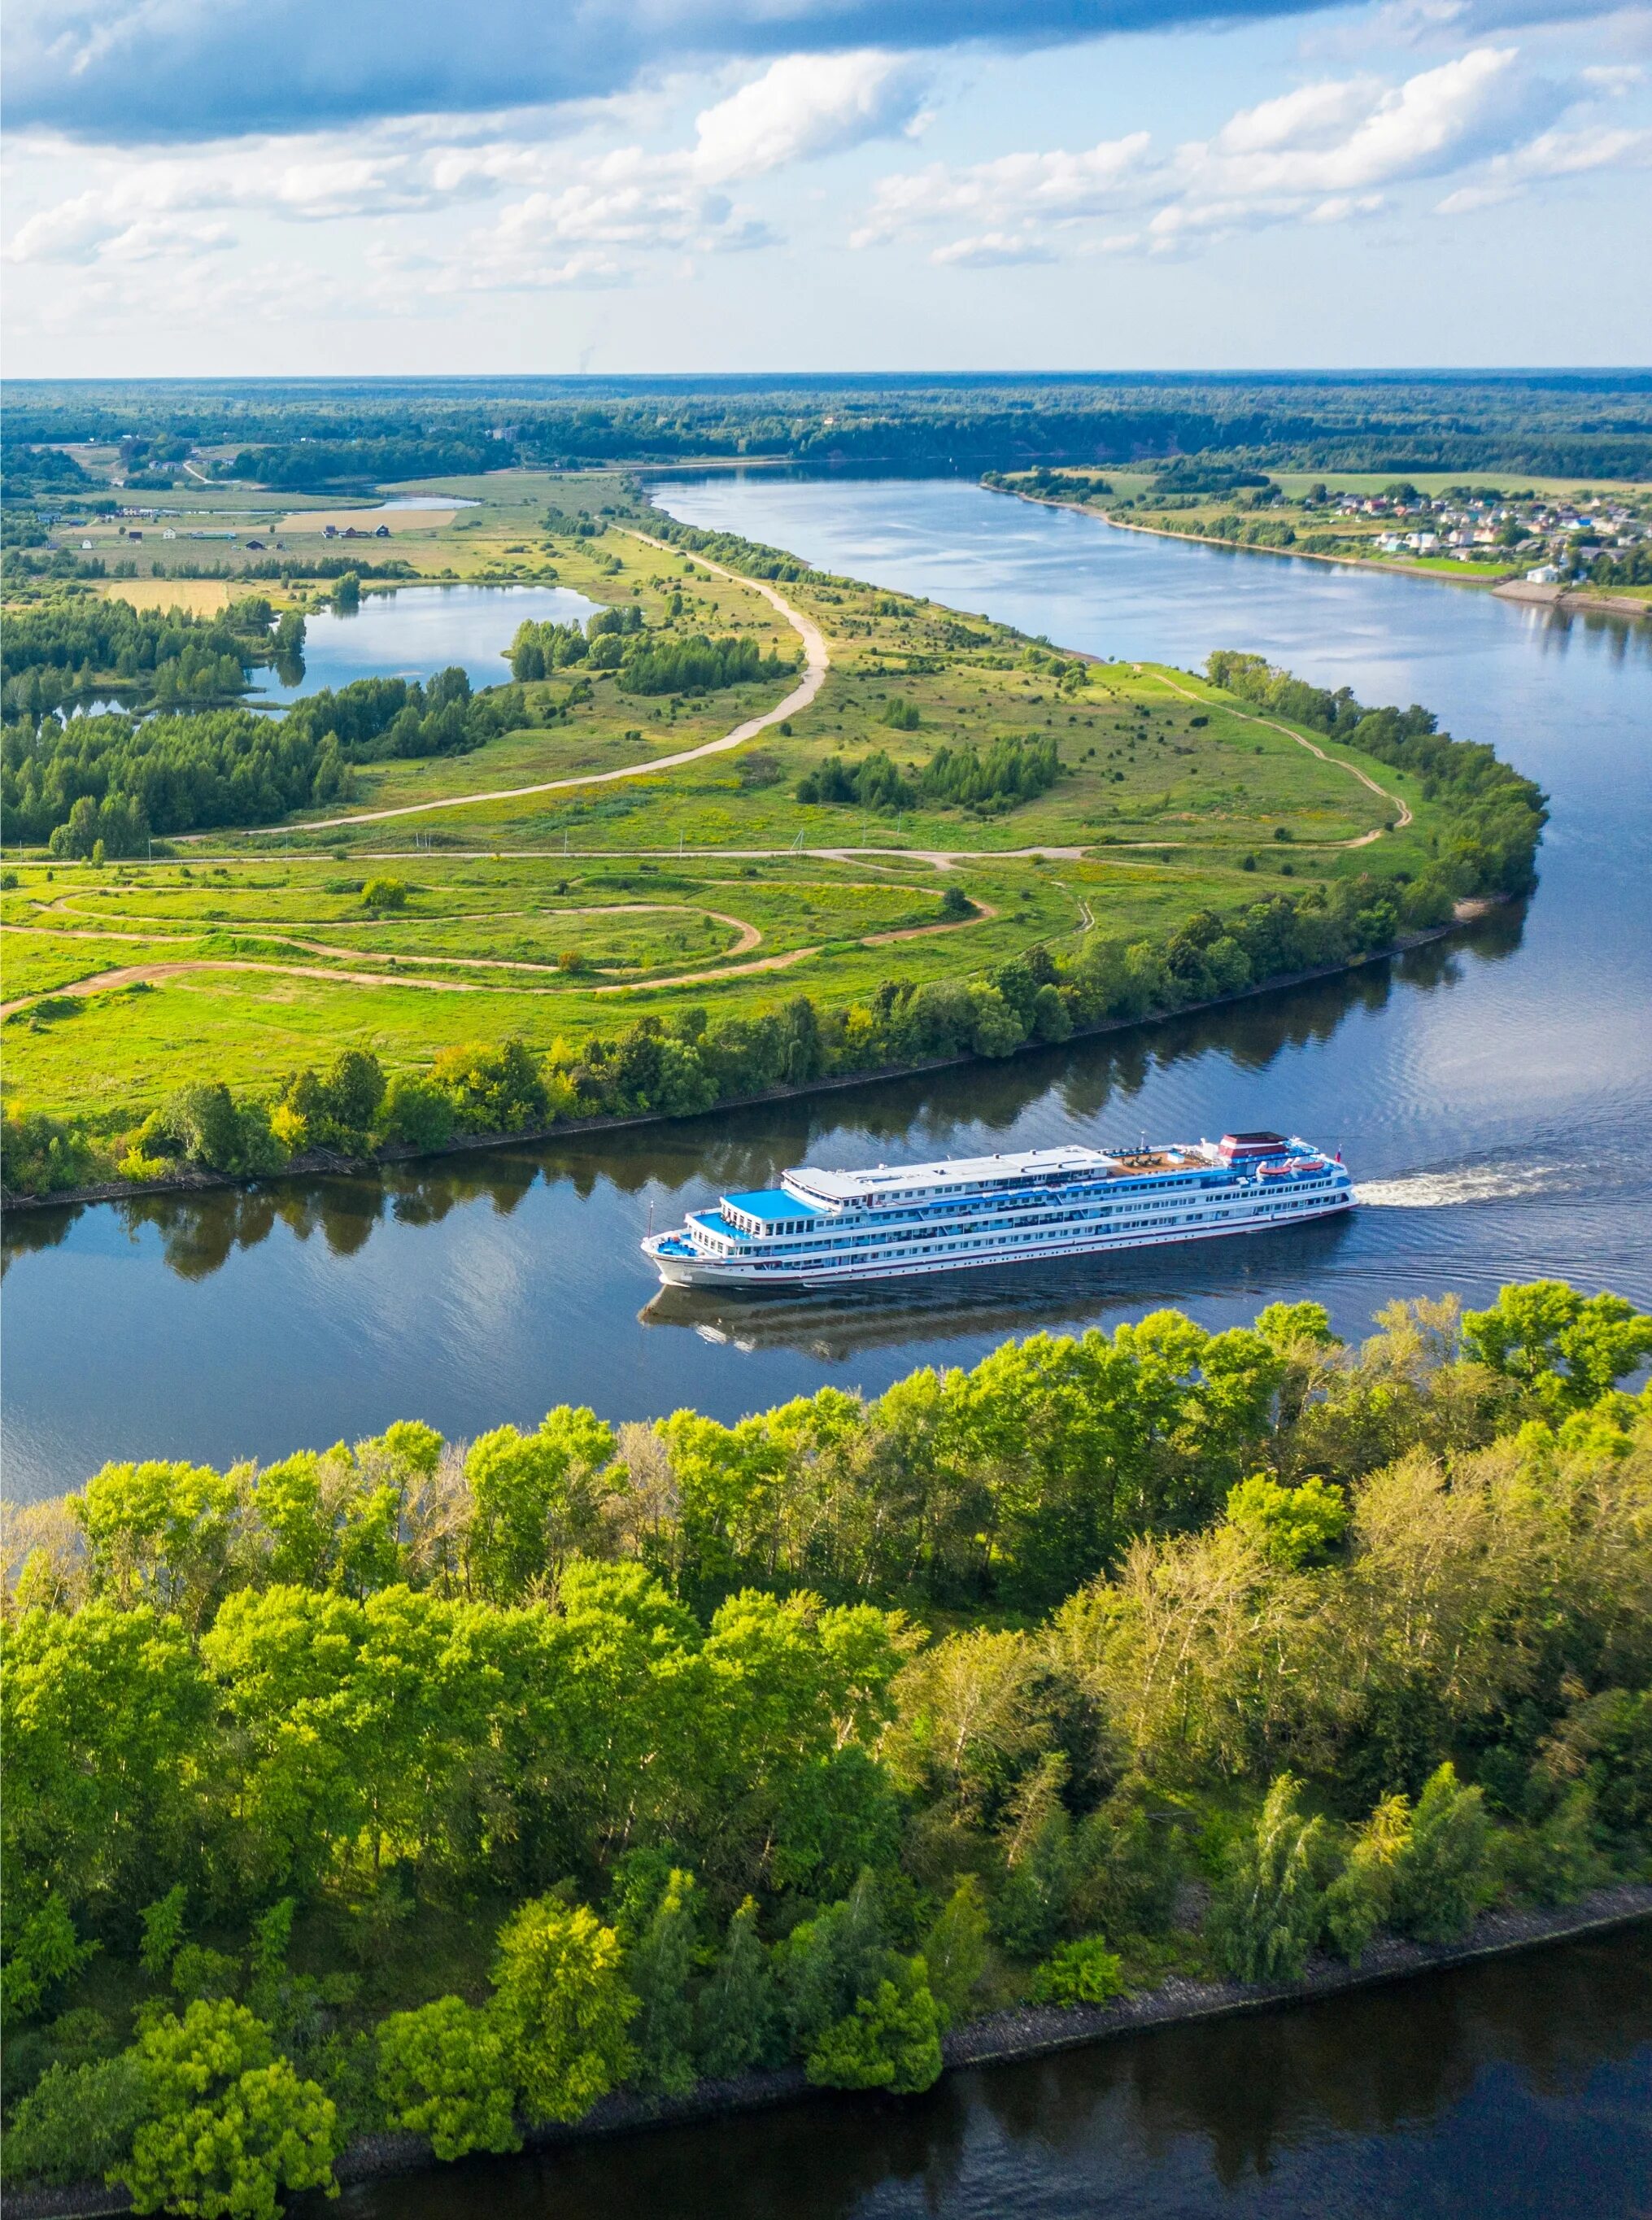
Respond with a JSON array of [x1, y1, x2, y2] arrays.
[[249, 581, 596, 706], [327, 1925, 1652, 2220], [3, 481, 1649, 1498]]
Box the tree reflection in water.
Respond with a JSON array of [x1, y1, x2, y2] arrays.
[[2, 908, 1525, 1292], [335, 1926, 1650, 2220]]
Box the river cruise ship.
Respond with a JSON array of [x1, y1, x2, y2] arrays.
[[643, 1131, 1353, 1289]]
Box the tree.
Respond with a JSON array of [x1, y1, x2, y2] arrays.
[[139, 1885, 190, 1979], [781, 1872, 887, 2056], [1224, 1474, 1349, 1569], [920, 1878, 991, 2029], [1, 1900, 100, 2018], [1461, 1283, 1652, 1415], [375, 1995, 520, 2161], [464, 1406, 617, 1598], [696, 1899, 778, 2078], [1207, 1775, 1330, 1983], [118, 2000, 338, 2220], [2, 2054, 152, 2188], [1389, 1764, 1494, 1942], [1323, 1795, 1410, 1965], [491, 1896, 637, 2125], [804, 1956, 943, 2094], [628, 1869, 698, 2098]]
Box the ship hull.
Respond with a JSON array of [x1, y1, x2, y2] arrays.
[[647, 1197, 1355, 1289]]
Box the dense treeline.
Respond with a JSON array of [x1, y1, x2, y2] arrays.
[[617, 632, 793, 696], [1205, 652, 1547, 896], [229, 437, 501, 490], [0, 670, 533, 852], [797, 734, 1061, 814], [12, 373, 1650, 478], [3, 1282, 1648, 2210], [0, 593, 273, 715]]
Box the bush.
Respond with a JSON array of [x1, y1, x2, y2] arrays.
[[361, 876, 409, 911], [804, 1956, 943, 2094], [491, 1897, 637, 2126], [376, 1995, 520, 2161], [1029, 1935, 1124, 2007]]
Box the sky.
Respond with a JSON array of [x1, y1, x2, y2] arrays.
[[3, 0, 1650, 377]]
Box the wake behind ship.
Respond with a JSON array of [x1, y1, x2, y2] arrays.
[[643, 1131, 1353, 1289]]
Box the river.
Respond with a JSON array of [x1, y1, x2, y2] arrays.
[[325, 1923, 1652, 2220], [3, 479, 1649, 1499]]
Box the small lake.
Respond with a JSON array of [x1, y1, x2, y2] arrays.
[[3, 480, 1649, 1500], [327, 1923, 1652, 2220], [249, 582, 597, 706]]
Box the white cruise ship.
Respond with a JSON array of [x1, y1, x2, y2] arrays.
[[643, 1131, 1353, 1289]]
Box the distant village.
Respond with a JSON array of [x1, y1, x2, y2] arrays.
[[1333, 486, 1646, 582]]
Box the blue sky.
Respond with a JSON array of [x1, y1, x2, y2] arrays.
[[4, 0, 1648, 376]]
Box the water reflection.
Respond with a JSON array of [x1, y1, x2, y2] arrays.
[[329, 1927, 1652, 2220], [3, 914, 1519, 1296], [5, 480, 1646, 1500]]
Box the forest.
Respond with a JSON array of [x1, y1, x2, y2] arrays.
[[9, 371, 1652, 487], [1, 669, 530, 853], [3, 1278, 1649, 2214]]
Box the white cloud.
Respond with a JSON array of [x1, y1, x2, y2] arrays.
[[690, 50, 927, 183], [856, 41, 1645, 264]]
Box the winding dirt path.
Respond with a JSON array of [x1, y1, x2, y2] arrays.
[[1141, 667, 1413, 841], [0, 897, 999, 1019], [195, 530, 829, 839]]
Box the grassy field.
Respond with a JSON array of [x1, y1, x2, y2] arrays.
[[3, 468, 1448, 1128]]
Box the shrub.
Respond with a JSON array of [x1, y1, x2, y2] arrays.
[[804, 1956, 943, 2094], [490, 1897, 637, 2126], [1029, 1935, 1124, 2007], [361, 875, 409, 911]]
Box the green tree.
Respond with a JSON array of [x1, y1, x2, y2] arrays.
[[781, 1872, 887, 2056], [118, 2000, 338, 2220], [2, 2054, 152, 2188], [1461, 1282, 1652, 1415], [1224, 1473, 1349, 1568], [139, 1885, 190, 1979], [804, 1956, 943, 2094], [1323, 1795, 1410, 1965], [1207, 1775, 1330, 1983], [1389, 1764, 1494, 1942], [920, 1878, 991, 2029], [491, 1896, 637, 2126], [1, 1900, 100, 2018], [696, 1899, 778, 2078], [375, 1995, 520, 2161], [464, 1406, 617, 1598], [628, 1869, 699, 2098]]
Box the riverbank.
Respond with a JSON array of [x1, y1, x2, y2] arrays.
[[2, 901, 1503, 1215], [996, 484, 1650, 618], [11, 1885, 1648, 2218]]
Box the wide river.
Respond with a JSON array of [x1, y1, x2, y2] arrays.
[[5, 479, 1649, 1505], [8, 479, 1651, 2213]]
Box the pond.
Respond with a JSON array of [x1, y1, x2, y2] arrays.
[[248, 581, 598, 706], [3, 479, 1648, 1500]]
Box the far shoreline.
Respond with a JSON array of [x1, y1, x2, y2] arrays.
[[992, 482, 1651, 619]]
